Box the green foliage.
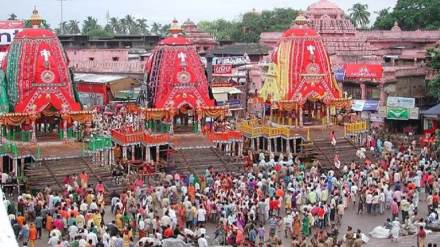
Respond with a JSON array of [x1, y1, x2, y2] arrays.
[[82, 16, 100, 34], [373, 8, 395, 30], [348, 3, 371, 28], [428, 48, 440, 101], [198, 8, 299, 43], [428, 76, 440, 100], [373, 0, 440, 30], [198, 19, 240, 41], [428, 48, 440, 70]]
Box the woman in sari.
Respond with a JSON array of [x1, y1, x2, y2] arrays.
[[301, 213, 311, 237]]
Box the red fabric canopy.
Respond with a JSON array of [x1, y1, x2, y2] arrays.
[[343, 64, 383, 80]]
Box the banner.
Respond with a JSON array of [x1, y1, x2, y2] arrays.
[[213, 64, 232, 75], [0, 20, 24, 47], [387, 107, 409, 120], [387, 96, 415, 108]]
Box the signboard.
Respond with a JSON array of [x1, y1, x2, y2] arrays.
[[370, 113, 384, 123], [212, 55, 250, 66], [363, 100, 379, 111], [409, 107, 419, 120], [0, 20, 24, 48], [387, 96, 415, 108], [333, 66, 345, 81], [379, 106, 387, 118], [343, 64, 383, 80], [213, 64, 233, 75], [387, 107, 409, 120], [351, 100, 364, 111]]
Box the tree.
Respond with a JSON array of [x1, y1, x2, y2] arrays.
[[7, 13, 17, 20], [373, 0, 440, 30], [373, 8, 395, 30], [198, 8, 299, 43], [348, 3, 371, 28], [82, 16, 100, 34], [428, 48, 440, 70], [108, 17, 123, 34], [428, 48, 440, 101], [66, 20, 80, 34], [136, 18, 149, 35], [198, 19, 239, 41], [150, 22, 162, 35]]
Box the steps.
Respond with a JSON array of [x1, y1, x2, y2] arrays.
[[302, 137, 374, 171], [25, 157, 125, 194], [168, 147, 243, 175]]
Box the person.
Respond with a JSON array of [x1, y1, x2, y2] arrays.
[[330, 130, 336, 147], [198, 234, 208, 247], [28, 223, 37, 247], [417, 225, 426, 247], [344, 226, 355, 247], [390, 219, 400, 242], [19, 221, 29, 246]]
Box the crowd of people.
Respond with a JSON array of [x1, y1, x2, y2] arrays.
[[2, 110, 440, 247]]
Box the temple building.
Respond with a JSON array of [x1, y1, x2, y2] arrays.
[[181, 19, 218, 54], [0, 9, 91, 143], [259, 14, 350, 127], [260, 0, 440, 105], [143, 20, 227, 134]]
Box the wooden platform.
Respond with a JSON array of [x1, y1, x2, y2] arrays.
[[170, 134, 215, 150], [16, 141, 84, 160]]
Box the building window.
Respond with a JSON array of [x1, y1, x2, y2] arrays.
[[89, 57, 95, 61], [112, 57, 119, 61]]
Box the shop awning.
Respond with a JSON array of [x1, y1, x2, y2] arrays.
[[211, 87, 242, 95], [343, 64, 383, 80], [422, 103, 440, 119]]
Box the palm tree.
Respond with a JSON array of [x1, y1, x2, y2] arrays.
[[159, 24, 170, 36], [348, 3, 371, 28], [123, 14, 137, 34], [109, 17, 123, 34], [7, 13, 17, 20], [150, 22, 162, 35], [136, 18, 149, 35], [66, 20, 80, 34], [82, 16, 100, 34]]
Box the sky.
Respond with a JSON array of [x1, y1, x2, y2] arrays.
[[0, 0, 397, 27]]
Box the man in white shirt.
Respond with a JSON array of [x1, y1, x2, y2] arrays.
[[197, 234, 208, 247], [86, 230, 98, 245], [197, 207, 206, 227]]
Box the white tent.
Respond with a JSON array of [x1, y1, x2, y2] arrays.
[[0, 189, 18, 247]]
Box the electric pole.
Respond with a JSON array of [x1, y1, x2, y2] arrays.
[[57, 0, 68, 34]]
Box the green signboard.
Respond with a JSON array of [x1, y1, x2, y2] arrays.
[[387, 107, 409, 120]]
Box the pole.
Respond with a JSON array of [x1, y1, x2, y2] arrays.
[[58, 0, 67, 34]]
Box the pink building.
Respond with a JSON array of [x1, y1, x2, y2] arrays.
[[181, 19, 218, 54]]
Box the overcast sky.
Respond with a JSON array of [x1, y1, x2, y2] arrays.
[[1, 0, 397, 27]]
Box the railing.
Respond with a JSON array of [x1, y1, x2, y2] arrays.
[[144, 133, 170, 145], [111, 129, 170, 145], [111, 129, 144, 144], [207, 131, 242, 143], [238, 120, 297, 138]]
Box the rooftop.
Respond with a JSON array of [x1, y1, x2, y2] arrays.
[[74, 73, 127, 84]]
